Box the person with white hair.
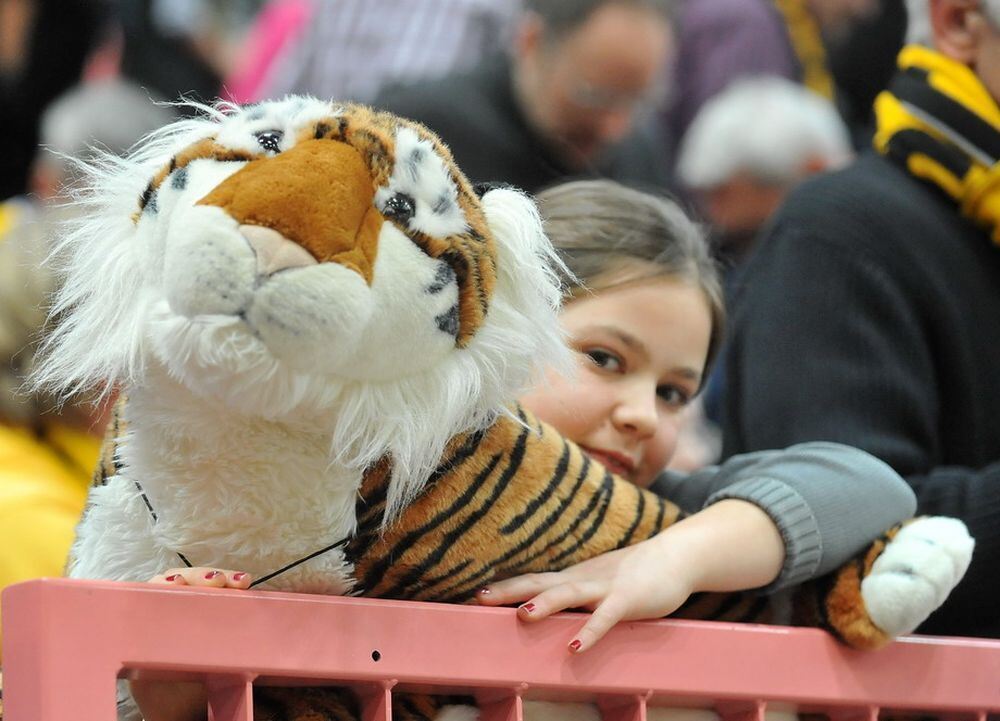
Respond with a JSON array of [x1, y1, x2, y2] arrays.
[[677, 75, 852, 261]]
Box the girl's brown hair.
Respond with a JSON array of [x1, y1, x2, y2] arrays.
[[535, 179, 725, 380]]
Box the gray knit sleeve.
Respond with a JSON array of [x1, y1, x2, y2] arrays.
[[647, 442, 916, 592]]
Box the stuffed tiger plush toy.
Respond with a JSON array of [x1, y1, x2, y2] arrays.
[[33, 98, 971, 721]]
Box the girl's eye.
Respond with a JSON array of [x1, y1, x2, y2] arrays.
[[584, 348, 623, 372], [657, 385, 691, 408]]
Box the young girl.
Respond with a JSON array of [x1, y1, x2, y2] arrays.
[[473, 179, 916, 652], [147, 181, 916, 659]]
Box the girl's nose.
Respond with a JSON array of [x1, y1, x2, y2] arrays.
[[611, 383, 658, 439]]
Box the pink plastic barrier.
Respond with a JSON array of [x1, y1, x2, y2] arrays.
[[3, 578, 999, 721]]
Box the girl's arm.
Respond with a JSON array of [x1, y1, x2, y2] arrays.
[[653, 441, 916, 591], [479, 442, 916, 651]]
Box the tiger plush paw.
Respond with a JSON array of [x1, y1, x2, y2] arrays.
[[813, 516, 973, 649], [860, 516, 974, 637]]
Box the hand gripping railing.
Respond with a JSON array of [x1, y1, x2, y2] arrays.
[[2, 578, 999, 721]]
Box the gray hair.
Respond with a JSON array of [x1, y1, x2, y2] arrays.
[[36, 79, 174, 188], [677, 76, 852, 189], [535, 179, 725, 379], [524, 0, 676, 41]]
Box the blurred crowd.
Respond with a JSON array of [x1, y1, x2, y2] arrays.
[[1, 0, 997, 652]]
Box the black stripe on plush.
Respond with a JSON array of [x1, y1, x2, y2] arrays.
[[435, 455, 600, 599], [500, 441, 572, 534], [380, 421, 532, 598], [358, 449, 504, 593], [616, 485, 647, 549], [549, 475, 615, 564]]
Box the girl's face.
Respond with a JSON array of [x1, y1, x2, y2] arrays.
[[521, 276, 713, 488]]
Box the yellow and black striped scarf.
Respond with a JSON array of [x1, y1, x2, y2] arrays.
[[772, 0, 835, 100], [874, 45, 1000, 245]]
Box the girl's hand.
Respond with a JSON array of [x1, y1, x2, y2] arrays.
[[134, 568, 252, 721], [476, 533, 699, 654], [476, 499, 784, 654], [149, 566, 253, 589]]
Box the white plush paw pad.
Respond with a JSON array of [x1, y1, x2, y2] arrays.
[[861, 516, 974, 637]]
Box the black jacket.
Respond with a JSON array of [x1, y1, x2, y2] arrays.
[[724, 151, 1000, 638]]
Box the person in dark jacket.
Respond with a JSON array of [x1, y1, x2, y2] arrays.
[[723, 0, 1000, 638], [373, 0, 674, 193]]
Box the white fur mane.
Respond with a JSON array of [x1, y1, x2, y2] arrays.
[[32, 101, 239, 398]]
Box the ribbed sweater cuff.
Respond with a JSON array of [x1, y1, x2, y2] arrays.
[[705, 477, 822, 594]]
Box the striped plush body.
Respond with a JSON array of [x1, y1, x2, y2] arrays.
[[41, 98, 971, 721]]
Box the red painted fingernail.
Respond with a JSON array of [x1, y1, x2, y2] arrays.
[[569, 639, 582, 653], [479, 587, 491, 595], [521, 603, 535, 613], [204, 570, 220, 580], [165, 574, 180, 582], [233, 572, 247, 581]]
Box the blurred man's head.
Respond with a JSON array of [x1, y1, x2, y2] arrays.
[[512, 0, 674, 166], [931, 0, 1000, 101], [677, 76, 851, 258]]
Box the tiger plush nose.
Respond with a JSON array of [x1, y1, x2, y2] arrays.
[[241, 225, 316, 275], [197, 138, 383, 284]]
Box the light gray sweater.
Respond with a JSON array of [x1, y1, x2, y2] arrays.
[[650, 442, 916, 592]]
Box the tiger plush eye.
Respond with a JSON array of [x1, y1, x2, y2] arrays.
[[255, 130, 283, 153], [383, 193, 416, 224]]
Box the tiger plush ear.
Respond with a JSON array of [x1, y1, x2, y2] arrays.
[[474, 185, 573, 393]]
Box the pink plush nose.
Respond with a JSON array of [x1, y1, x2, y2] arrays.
[[241, 224, 318, 276]]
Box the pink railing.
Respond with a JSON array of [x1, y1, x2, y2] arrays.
[[3, 578, 999, 721]]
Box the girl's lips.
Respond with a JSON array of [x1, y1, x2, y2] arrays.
[[580, 446, 636, 478]]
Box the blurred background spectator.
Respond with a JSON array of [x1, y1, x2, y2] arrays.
[[677, 76, 852, 265], [373, 0, 675, 193], [0, 79, 173, 655]]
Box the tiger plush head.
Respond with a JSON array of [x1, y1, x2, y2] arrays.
[[35, 98, 569, 520]]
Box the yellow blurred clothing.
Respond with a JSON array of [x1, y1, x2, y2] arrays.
[[0, 422, 99, 657], [0, 201, 19, 237]]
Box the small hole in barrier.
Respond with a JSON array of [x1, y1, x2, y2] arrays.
[[372, 650, 381, 662]]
